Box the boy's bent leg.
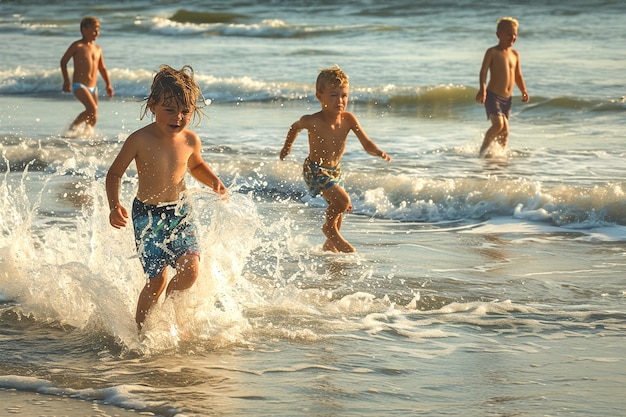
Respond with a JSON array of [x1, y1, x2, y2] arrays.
[[321, 186, 355, 253], [71, 87, 98, 128], [136, 271, 167, 331], [495, 117, 509, 147], [166, 254, 200, 297], [479, 114, 506, 157]]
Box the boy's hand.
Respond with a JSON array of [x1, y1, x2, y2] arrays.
[[214, 182, 229, 200], [475, 89, 486, 104], [279, 145, 291, 160], [109, 205, 128, 229], [521, 92, 529, 103], [380, 151, 391, 162]]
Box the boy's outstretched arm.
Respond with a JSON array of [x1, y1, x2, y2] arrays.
[[189, 161, 228, 196], [350, 114, 391, 162], [280, 120, 303, 160], [188, 138, 228, 196]]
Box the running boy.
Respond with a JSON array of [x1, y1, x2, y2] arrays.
[[280, 65, 391, 253], [106, 65, 227, 331], [476, 17, 529, 157], [60, 16, 114, 133]]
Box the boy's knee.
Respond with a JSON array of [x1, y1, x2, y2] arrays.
[[178, 255, 200, 276], [491, 117, 505, 130]]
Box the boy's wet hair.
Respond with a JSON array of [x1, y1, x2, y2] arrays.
[[316, 65, 349, 93], [497, 17, 519, 31], [80, 16, 99, 30], [143, 65, 206, 124]]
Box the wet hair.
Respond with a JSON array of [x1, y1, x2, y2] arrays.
[[142, 65, 206, 124], [316, 65, 349, 93], [80, 16, 99, 30], [497, 17, 519, 32]]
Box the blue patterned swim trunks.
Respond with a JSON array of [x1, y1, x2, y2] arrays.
[[132, 198, 200, 279]]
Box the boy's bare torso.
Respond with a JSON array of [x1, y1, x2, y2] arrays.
[[71, 40, 102, 87], [132, 124, 196, 204], [486, 46, 519, 98], [303, 111, 355, 167]]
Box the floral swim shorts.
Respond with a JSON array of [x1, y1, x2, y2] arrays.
[[132, 198, 200, 279], [303, 157, 342, 196]]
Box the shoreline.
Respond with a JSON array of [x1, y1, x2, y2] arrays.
[[0, 388, 142, 417]]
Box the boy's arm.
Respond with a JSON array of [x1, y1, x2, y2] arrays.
[[475, 48, 492, 103], [97, 49, 114, 97], [514, 51, 529, 103], [349, 114, 391, 162], [188, 134, 228, 196], [60, 43, 76, 93], [105, 137, 137, 228], [280, 119, 303, 160]]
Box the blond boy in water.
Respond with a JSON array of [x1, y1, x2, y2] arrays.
[[476, 17, 529, 157], [280, 65, 391, 253], [106, 65, 227, 331], [60, 16, 114, 132]]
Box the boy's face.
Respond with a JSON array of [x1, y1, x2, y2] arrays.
[[316, 83, 349, 113], [150, 97, 193, 135], [496, 24, 518, 47], [82, 23, 100, 41]]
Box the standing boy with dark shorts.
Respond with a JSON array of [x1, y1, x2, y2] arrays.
[[476, 17, 529, 157]]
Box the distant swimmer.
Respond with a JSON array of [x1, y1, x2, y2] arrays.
[[475, 17, 529, 157], [280, 65, 391, 253], [60, 16, 114, 134]]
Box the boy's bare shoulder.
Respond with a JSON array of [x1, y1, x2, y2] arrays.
[[485, 45, 499, 55], [125, 123, 156, 143], [293, 112, 322, 128], [342, 111, 358, 121], [337, 111, 359, 128], [301, 111, 322, 122], [182, 128, 202, 146], [63, 39, 81, 54]]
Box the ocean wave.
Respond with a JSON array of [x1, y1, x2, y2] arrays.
[[148, 15, 382, 39], [2, 122, 626, 229], [232, 160, 626, 228], [2, 67, 622, 115]]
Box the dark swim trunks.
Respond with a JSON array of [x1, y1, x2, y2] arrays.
[[485, 90, 512, 119], [132, 198, 200, 279], [303, 157, 342, 196]]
